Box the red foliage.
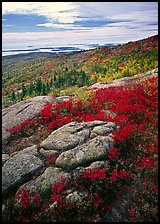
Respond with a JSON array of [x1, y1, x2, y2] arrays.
[[40, 102, 53, 122], [48, 154, 57, 165], [109, 169, 132, 183], [83, 168, 106, 182], [50, 178, 66, 203], [16, 188, 41, 209], [107, 147, 119, 160]]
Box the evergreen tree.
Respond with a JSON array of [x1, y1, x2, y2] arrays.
[[46, 82, 50, 93], [54, 71, 57, 82], [21, 83, 27, 100], [36, 79, 42, 95], [41, 83, 47, 95], [57, 72, 62, 87], [11, 90, 16, 100], [28, 83, 34, 96], [50, 77, 53, 88]]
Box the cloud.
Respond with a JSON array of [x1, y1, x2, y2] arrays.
[[36, 22, 90, 30], [2, 2, 158, 48], [2, 24, 158, 48], [2, 2, 78, 23], [5, 25, 14, 27], [3, 2, 157, 27]]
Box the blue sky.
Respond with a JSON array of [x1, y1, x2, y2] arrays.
[[2, 2, 158, 49]]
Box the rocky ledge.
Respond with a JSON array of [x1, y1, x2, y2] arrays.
[[89, 68, 158, 89], [2, 121, 116, 197], [3, 120, 130, 221]]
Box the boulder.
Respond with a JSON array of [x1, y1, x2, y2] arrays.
[[92, 125, 113, 135], [55, 96, 71, 104], [2, 96, 53, 143], [2, 154, 10, 166], [2, 152, 43, 197], [72, 160, 110, 180], [15, 167, 71, 202], [88, 68, 158, 90], [66, 191, 84, 204], [55, 136, 114, 170], [104, 190, 135, 222], [40, 122, 90, 151], [11, 145, 38, 157], [39, 148, 60, 158]]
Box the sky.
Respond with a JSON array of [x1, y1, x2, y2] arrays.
[[2, 2, 158, 50]]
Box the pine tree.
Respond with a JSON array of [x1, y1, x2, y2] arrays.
[[54, 71, 57, 82], [36, 79, 42, 95], [50, 77, 53, 88], [28, 83, 34, 96], [41, 83, 46, 95], [11, 90, 16, 100], [46, 82, 50, 93], [21, 83, 27, 100]]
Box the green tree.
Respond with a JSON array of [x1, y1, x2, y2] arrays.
[[41, 83, 47, 95], [50, 77, 53, 88], [11, 90, 16, 101], [28, 83, 34, 96], [36, 79, 42, 95], [21, 83, 27, 100], [46, 82, 50, 93], [54, 71, 57, 82]]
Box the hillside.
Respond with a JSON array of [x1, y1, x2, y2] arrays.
[[2, 34, 158, 108], [2, 68, 158, 222], [2, 34, 158, 222]]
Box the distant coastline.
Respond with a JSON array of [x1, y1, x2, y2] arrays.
[[2, 43, 115, 57]]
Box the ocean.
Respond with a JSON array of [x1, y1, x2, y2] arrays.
[[2, 43, 115, 57]]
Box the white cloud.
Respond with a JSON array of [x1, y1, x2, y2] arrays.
[[2, 2, 79, 23], [2, 2, 158, 49], [2, 2, 158, 28], [36, 22, 89, 30], [2, 24, 158, 49], [5, 25, 14, 27]]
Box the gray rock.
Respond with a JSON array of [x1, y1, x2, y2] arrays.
[[55, 96, 71, 104], [90, 132, 98, 139], [66, 191, 83, 204], [40, 122, 90, 151], [154, 68, 158, 73], [49, 202, 58, 210], [87, 160, 110, 169], [2, 96, 53, 143], [2, 154, 9, 165], [92, 125, 113, 135], [72, 160, 110, 180], [104, 190, 135, 222], [82, 120, 107, 128], [11, 145, 38, 157], [2, 203, 5, 213], [39, 148, 60, 158], [72, 167, 85, 180], [2, 152, 43, 197], [22, 145, 38, 156], [55, 136, 114, 170], [15, 167, 71, 203], [89, 68, 158, 90]]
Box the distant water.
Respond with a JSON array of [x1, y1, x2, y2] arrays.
[[2, 43, 115, 57]]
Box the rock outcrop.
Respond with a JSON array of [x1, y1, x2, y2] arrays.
[[2, 152, 44, 197], [89, 68, 158, 89], [3, 68, 157, 221], [2, 120, 117, 217], [2, 96, 53, 143], [15, 167, 71, 201]]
